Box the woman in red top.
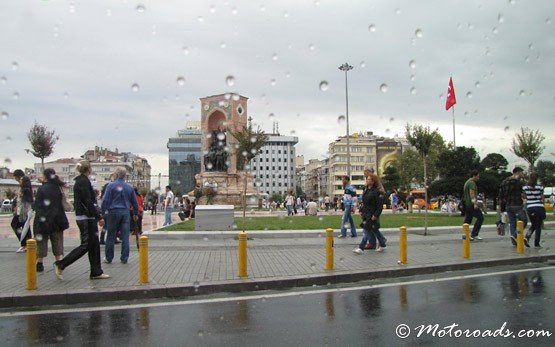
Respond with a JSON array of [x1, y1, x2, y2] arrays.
[[130, 187, 144, 236]]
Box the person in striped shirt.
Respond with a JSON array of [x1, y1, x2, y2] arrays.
[[522, 172, 546, 248]]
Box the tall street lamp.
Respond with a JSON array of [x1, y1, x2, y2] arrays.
[[338, 62, 353, 180]]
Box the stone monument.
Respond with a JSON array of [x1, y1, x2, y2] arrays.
[[193, 93, 256, 206]]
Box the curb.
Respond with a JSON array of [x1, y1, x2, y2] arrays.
[[2, 255, 554, 309]]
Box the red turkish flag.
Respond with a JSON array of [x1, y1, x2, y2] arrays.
[[445, 77, 456, 110]]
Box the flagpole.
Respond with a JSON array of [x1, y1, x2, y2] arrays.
[[452, 106, 456, 147]]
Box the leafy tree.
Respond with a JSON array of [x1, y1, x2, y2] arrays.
[[382, 165, 400, 191], [536, 160, 555, 187], [229, 122, 268, 220], [295, 186, 304, 198], [476, 170, 510, 210], [511, 127, 545, 171], [428, 177, 467, 198], [270, 192, 283, 204], [405, 124, 444, 235], [481, 153, 508, 171], [437, 146, 481, 179], [27, 122, 59, 173]]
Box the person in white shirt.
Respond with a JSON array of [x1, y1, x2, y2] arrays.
[[306, 199, 318, 216], [163, 185, 174, 226]]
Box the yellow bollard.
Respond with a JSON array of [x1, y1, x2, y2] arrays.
[[399, 226, 407, 265], [325, 228, 334, 270], [139, 236, 149, 284], [238, 231, 248, 278], [26, 239, 37, 290], [517, 220, 524, 254], [462, 223, 470, 259]]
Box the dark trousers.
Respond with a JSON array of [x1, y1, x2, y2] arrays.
[[11, 215, 32, 247], [359, 220, 385, 248], [58, 219, 103, 277], [464, 205, 484, 237], [527, 207, 545, 247]]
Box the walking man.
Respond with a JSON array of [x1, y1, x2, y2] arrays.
[[499, 167, 528, 247], [463, 170, 484, 241], [339, 176, 357, 238], [163, 185, 174, 226], [101, 167, 139, 264]]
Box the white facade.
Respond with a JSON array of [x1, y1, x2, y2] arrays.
[[251, 134, 298, 196]]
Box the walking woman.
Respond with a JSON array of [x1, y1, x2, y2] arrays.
[[54, 160, 109, 280], [523, 173, 546, 248], [33, 168, 69, 272], [353, 173, 386, 254]]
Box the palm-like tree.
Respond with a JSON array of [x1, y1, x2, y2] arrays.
[[27, 122, 59, 172], [228, 121, 267, 220], [405, 124, 443, 235]]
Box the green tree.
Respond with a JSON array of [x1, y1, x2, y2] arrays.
[[536, 160, 555, 187], [271, 192, 283, 204], [405, 124, 444, 235], [27, 122, 59, 173], [295, 186, 304, 198], [382, 165, 400, 191], [229, 122, 268, 220], [511, 127, 545, 171], [437, 146, 481, 179], [481, 153, 508, 171]]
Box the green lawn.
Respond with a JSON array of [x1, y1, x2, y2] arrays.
[[160, 213, 555, 231]]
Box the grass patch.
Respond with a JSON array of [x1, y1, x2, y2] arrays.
[[158, 212, 555, 231]]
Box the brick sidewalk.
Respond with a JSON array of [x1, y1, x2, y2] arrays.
[[0, 228, 553, 308]]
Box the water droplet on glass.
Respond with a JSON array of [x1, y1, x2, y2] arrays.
[[379, 83, 388, 93], [409, 60, 416, 69], [498, 13, 505, 23], [270, 78, 276, 86], [69, 3, 75, 13], [40, 216, 47, 222], [504, 126, 510, 132], [182, 46, 190, 55], [209, 5, 216, 13], [226, 75, 235, 86], [368, 24, 376, 32], [272, 53, 279, 61], [12, 92, 19, 100], [136, 4, 145, 13], [12, 62, 18, 71], [106, 9, 112, 16], [285, 71, 291, 78], [268, 113, 275, 119], [1, 111, 9, 120], [131, 83, 140, 92], [343, 223, 351, 229], [410, 87, 417, 95], [198, 16, 205, 23], [415, 29, 423, 38], [475, 81, 481, 88], [283, 11, 289, 18], [546, 18, 552, 24], [254, 179, 263, 187], [519, 90, 525, 97], [220, 41, 227, 49], [492, 27, 498, 34], [395, 8, 401, 14], [231, 7, 238, 15], [4, 158, 11, 164], [197, 330, 204, 337], [0, 76, 6, 84], [217, 132, 225, 141], [177, 77, 185, 86], [466, 91, 473, 98], [360, 61, 366, 68], [35, 234, 43, 241], [337, 115, 346, 124], [528, 43, 534, 50], [308, 44, 315, 51], [508, 0, 516, 5], [319, 81, 329, 91]]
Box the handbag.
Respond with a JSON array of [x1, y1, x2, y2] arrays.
[[60, 187, 72, 212]]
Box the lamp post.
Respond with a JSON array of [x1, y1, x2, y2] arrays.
[[338, 62, 353, 180]]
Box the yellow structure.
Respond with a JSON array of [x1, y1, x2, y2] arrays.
[[399, 226, 407, 264], [325, 228, 334, 270], [26, 239, 37, 290], [462, 224, 470, 259], [139, 236, 149, 284], [238, 231, 248, 277], [517, 220, 524, 254]]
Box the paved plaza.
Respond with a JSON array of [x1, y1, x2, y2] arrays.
[[1, 214, 553, 309]]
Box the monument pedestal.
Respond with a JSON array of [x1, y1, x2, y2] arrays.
[[196, 171, 256, 206]]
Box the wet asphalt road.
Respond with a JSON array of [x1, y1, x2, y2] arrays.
[[1, 266, 553, 346]]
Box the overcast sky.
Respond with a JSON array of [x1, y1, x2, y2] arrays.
[[1, 0, 554, 186]]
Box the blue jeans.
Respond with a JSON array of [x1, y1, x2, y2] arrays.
[[340, 207, 356, 237], [358, 223, 377, 249], [105, 209, 130, 263], [164, 207, 173, 226], [464, 205, 484, 237], [506, 205, 527, 238]]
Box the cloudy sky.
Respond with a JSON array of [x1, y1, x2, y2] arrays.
[[1, 0, 554, 185]]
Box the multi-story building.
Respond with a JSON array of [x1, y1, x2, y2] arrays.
[[167, 124, 202, 196], [251, 133, 298, 197], [328, 131, 405, 196], [304, 158, 329, 200]]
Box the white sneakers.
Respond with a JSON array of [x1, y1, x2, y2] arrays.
[[376, 246, 384, 252], [16, 246, 26, 253], [353, 247, 363, 255], [53, 263, 63, 280]]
